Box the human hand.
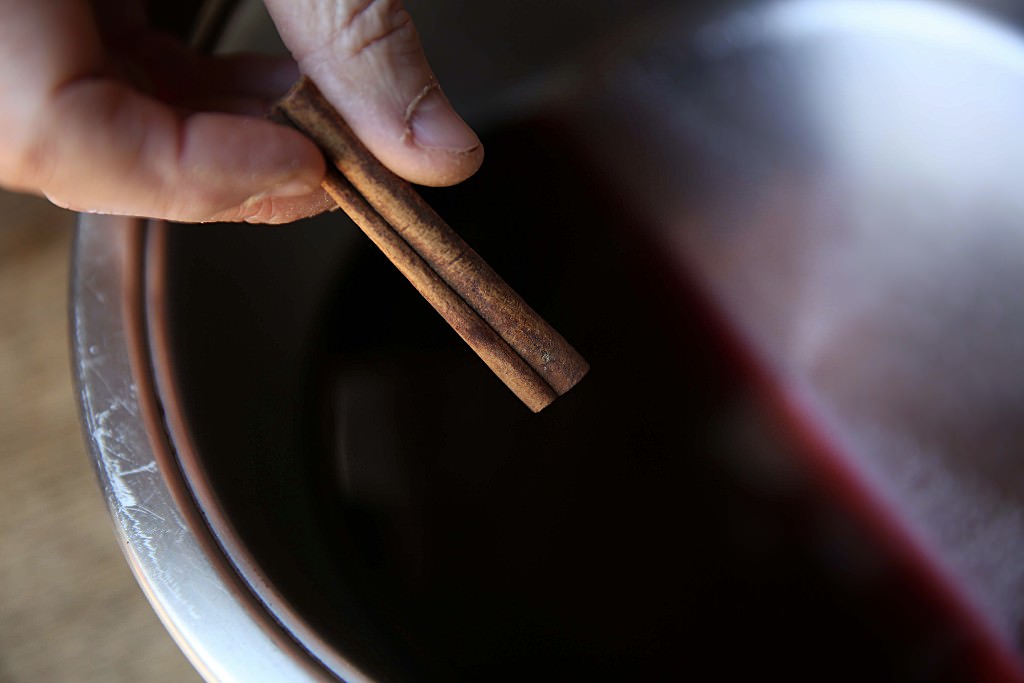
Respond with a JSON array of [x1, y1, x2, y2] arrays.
[[0, 0, 483, 223]]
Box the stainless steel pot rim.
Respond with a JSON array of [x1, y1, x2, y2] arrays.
[[72, 217, 358, 682]]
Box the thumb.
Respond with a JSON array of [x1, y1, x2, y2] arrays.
[[263, 0, 483, 187]]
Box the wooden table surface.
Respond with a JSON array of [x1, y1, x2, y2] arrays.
[[0, 190, 201, 682]]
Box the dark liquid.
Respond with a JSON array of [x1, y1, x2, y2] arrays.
[[165, 119, 982, 682], [302, 121, 976, 681]]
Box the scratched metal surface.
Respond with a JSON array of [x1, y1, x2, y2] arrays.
[[71, 217, 341, 682], [0, 192, 202, 682]]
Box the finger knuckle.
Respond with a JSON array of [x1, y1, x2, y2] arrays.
[[327, 0, 418, 61]]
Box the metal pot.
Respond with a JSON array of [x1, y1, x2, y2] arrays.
[[73, 1, 1024, 680]]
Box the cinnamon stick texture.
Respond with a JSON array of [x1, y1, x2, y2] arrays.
[[272, 77, 589, 412]]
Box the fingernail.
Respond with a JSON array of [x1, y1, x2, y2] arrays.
[[259, 174, 320, 199], [407, 87, 481, 152]]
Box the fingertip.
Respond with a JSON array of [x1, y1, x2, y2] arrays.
[[403, 142, 485, 188], [171, 113, 327, 219], [204, 187, 337, 224], [27, 76, 330, 222], [382, 84, 485, 186], [186, 114, 325, 184], [329, 99, 485, 188], [365, 96, 484, 188]]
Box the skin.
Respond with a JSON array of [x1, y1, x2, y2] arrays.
[[0, 0, 483, 223]]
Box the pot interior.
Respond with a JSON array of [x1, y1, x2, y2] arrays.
[[159, 120, 976, 682], [152, 1, 1024, 680]]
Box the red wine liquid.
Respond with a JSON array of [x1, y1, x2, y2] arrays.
[[303, 121, 985, 682]]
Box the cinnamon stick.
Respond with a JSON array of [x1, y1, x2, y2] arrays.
[[271, 77, 589, 412]]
